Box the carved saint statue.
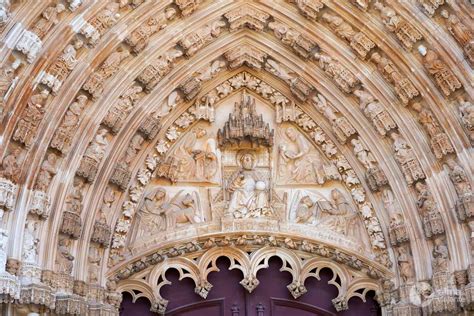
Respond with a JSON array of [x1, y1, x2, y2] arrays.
[[228, 152, 271, 218], [278, 127, 327, 184], [22, 220, 38, 263]]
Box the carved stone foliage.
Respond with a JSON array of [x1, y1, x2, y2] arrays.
[[374, 2, 423, 50], [83, 49, 130, 100], [322, 13, 376, 59], [224, 5, 270, 31], [80, 3, 119, 47], [419, 47, 462, 97], [50, 95, 88, 154], [114, 244, 380, 314], [137, 48, 183, 92], [12, 90, 49, 147], [178, 19, 226, 57], [76, 128, 109, 182], [125, 8, 177, 54]]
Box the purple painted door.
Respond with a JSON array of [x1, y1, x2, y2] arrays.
[[120, 257, 381, 316]]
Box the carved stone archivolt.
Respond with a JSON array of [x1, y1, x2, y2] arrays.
[[0, 1, 473, 315]]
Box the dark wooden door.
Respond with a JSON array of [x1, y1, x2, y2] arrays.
[[120, 257, 380, 316]]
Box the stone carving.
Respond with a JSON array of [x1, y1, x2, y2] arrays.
[[432, 237, 449, 273], [370, 53, 419, 105], [29, 190, 51, 218], [103, 85, 143, 134], [22, 220, 39, 264], [390, 132, 425, 185], [290, 77, 314, 102], [119, 0, 145, 8], [322, 13, 376, 58], [416, 182, 445, 238], [137, 48, 183, 92], [418, 0, 444, 16], [60, 178, 84, 239], [276, 100, 302, 123], [278, 127, 338, 184], [88, 246, 101, 283], [111, 134, 144, 190], [411, 102, 454, 158], [313, 53, 360, 93], [12, 90, 49, 147], [445, 159, 473, 222], [293, 195, 316, 224], [265, 59, 294, 83], [0, 178, 16, 212], [80, 3, 119, 46], [217, 92, 273, 148], [15, 31, 42, 63], [354, 89, 397, 136], [0, 60, 21, 117], [50, 95, 88, 153], [441, 11, 474, 66], [312, 94, 356, 143], [67, 0, 83, 11], [139, 115, 161, 140], [190, 95, 216, 122], [419, 47, 462, 97], [0, 229, 7, 272], [224, 45, 267, 69], [139, 188, 202, 234], [351, 138, 375, 169], [0, 0, 10, 26], [175, 0, 202, 17], [31, 3, 65, 38], [40, 40, 83, 94], [268, 21, 319, 59], [76, 129, 109, 182], [396, 245, 415, 282], [56, 236, 74, 275], [0, 147, 23, 182], [179, 60, 226, 100], [383, 189, 409, 246], [125, 8, 177, 54], [178, 19, 226, 57], [224, 5, 270, 31], [35, 153, 58, 192], [374, 2, 423, 50], [458, 97, 474, 142], [227, 152, 272, 218], [289, 0, 324, 20], [83, 49, 130, 100], [91, 210, 111, 247], [157, 128, 217, 183]]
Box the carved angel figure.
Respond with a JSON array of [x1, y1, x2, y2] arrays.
[[278, 127, 327, 184]]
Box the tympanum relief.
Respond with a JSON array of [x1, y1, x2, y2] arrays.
[[129, 91, 371, 254]]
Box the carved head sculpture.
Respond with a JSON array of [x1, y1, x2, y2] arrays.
[[330, 188, 344, 203], [301, 196, 314, 208], [181, 193, 195, 207], [285, 127, 298, 142], [165, 7, 177, 20], [239, 152, 255, 170]]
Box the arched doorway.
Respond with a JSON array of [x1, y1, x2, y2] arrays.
[[120, 257, 381, 315]]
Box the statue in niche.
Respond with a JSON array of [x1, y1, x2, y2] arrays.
[[432, 237, 449, 273], [228, 152, 271, 218], [139, 188, 202, 234], [31, 4, 65, 39], [0, 147, 23, 182], [35, 153, 58, 192], [278, 127, 332, 184], [56, 236, 74, 275], [13, 90, 49, 147], [88, 245, 101, 283], [157, 128, 218, 183], [22, 219, 39, 264], [397, 245, 415, 282]]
